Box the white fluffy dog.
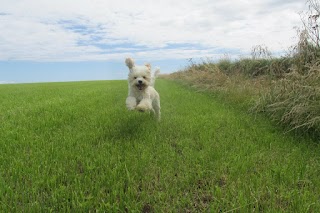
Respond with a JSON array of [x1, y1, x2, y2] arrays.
[[125, 58, 161, 121]]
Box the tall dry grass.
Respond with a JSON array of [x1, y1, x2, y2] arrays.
[[254, 36, 320, 134], [166, 43, 320, 136], [255, 66, 320, 133], [164, 58, 271, 108]]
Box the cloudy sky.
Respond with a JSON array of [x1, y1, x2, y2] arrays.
[[0, 0, 307, 83]]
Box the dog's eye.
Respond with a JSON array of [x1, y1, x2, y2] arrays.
[[143, 76, 146, 79], [134, 77, 137, 79]]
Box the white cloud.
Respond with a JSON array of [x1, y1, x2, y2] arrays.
[[0, 81, 16, 84], [0, 0, 306, 61]]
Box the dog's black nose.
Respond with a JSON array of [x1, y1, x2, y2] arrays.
[[138, 80, 142, 84]]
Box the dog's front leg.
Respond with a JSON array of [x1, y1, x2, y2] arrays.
[[136, 98, 152, 112], [126, 96, 137, 110]]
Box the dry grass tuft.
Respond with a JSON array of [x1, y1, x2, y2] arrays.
[[255, 63, 320, 133], [164, 58, 272, 109]]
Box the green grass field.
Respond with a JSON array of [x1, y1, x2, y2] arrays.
[[0, 80, 319, 212]]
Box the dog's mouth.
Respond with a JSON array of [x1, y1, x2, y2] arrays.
[[136, 84, 145, 90]]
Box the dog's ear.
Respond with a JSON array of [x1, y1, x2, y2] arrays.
[[125, 58, 135, 70], [145, 63, 151, 71]]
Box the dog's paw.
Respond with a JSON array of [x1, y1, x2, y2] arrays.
[[135, 105, 147, 112]]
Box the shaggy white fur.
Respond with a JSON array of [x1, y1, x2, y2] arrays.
[[125, 58, 161, 121]]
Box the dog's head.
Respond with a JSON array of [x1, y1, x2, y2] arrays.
[[125, 58, 152, 91]]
